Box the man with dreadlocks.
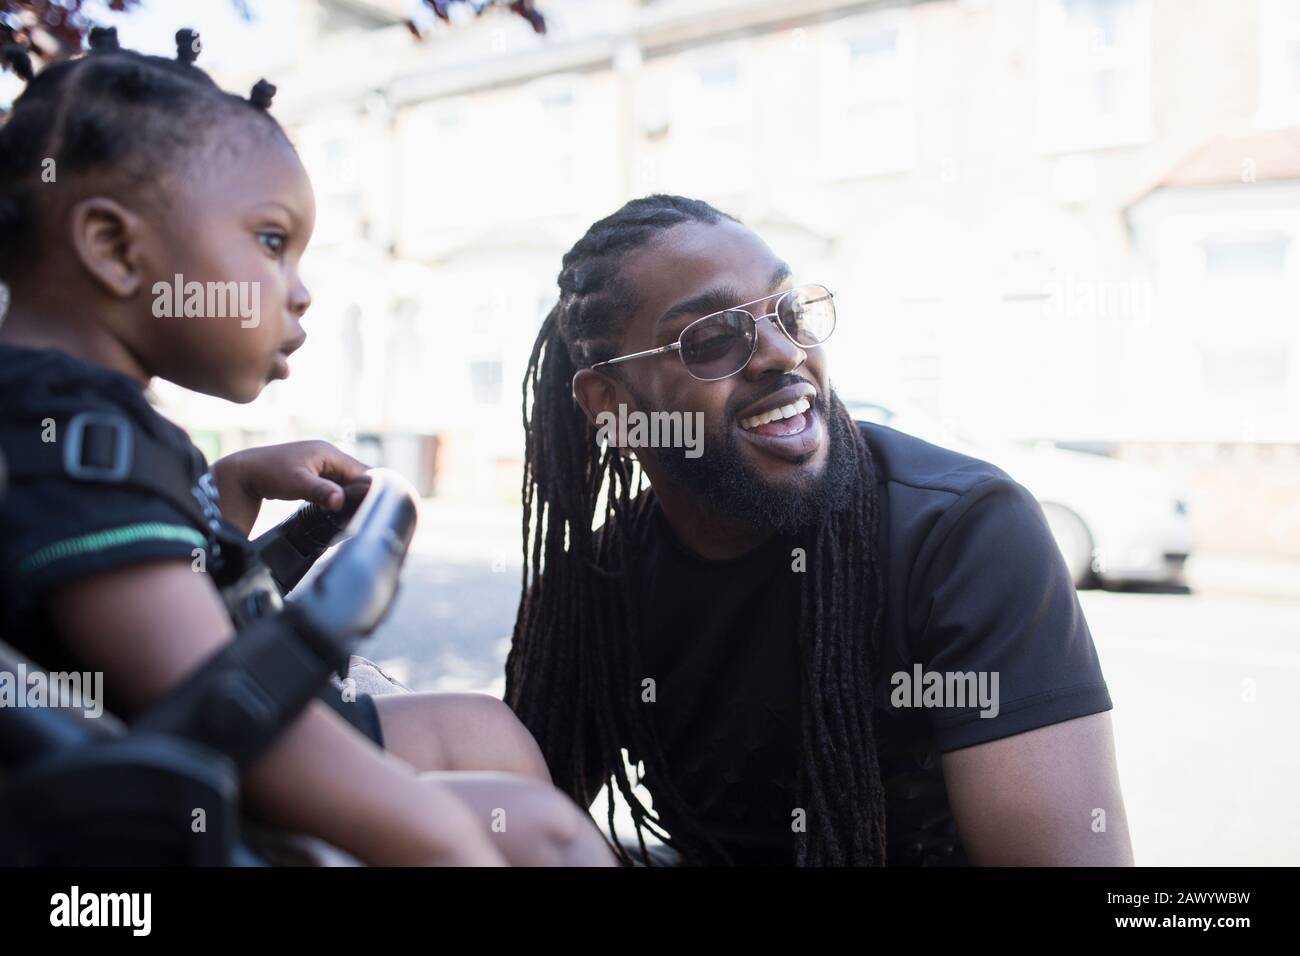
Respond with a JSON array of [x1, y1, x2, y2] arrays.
[[506, 194, 1133, 867]]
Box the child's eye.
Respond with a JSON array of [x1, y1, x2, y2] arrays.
[[257, 231, 287, 257]]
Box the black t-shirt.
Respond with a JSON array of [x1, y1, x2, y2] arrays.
[[627, 421, 1112, 866], [0, 344, 234, 684]]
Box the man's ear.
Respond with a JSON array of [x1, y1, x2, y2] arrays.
[[68, 197, 148, 299], [571, 367, 623, 428]]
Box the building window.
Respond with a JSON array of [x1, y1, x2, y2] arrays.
[[1196, 231, 1293, 413], [665, 46, 754, 196], [1036, 0, 1152, 152], [469, 359, 504, 405], [1203, 236, 1290, 277], [1201, 348, 1289, 395], [536, 81, 578, 193], [696, 61, 737, 88], [1257, 0, 1300, 127], [821, 13, 915, 179], [304, 128, 367, 245]]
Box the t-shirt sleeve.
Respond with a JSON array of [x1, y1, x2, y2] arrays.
[[0, 474, 209, 607], [908, 475, 1112, 753]]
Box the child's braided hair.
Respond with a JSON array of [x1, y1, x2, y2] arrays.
[[0, 26, 284, 282]]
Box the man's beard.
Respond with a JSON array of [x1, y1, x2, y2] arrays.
[[646, 386, 857, 534]]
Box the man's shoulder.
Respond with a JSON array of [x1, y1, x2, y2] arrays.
[[855, 419, 1042, 568], [856, 420, 1012, 499]]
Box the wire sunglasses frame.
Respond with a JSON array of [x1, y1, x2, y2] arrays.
[[585, 284, 836, 383]]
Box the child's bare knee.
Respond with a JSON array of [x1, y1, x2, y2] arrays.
[[506, 787, 613, 866], [378, 692, 551, 780], [456, 693, 551, 782]]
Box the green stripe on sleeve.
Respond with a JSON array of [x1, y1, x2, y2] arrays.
[[16, 522, 207, 576]]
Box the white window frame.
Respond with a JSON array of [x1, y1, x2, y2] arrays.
[[1255, 0, 1300, 128], [818, 9, 916, 180], [1035, 0, 1153, 154]]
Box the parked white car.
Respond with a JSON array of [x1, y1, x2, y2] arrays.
[[844, 399, 1193, 590]]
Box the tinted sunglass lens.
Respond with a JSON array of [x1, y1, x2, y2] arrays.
[[680, 311, 755, 380], [779, 284, 835, 346]]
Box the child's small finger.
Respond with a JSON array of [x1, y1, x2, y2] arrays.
[[312, 478, 344, 510], [317, 442, 369, 480]]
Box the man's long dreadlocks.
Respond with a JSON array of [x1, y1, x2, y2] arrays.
[[505, 194, 889, 866]]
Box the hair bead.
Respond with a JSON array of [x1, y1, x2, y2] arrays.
[[87, 26, 121, 53], [248, 79, 276, 110], [175, 29, 201, 65]]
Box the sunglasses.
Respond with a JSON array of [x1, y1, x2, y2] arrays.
[[588, 283, 836, 382]]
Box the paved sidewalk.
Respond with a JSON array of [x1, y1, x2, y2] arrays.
[[1185, 552, 1300, 604]]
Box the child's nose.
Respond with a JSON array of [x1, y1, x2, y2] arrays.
[[289, 279, 311, 318]]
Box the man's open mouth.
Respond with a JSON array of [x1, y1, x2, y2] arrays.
[[734, 386, 822, 460], [738, 395, 811, 436]]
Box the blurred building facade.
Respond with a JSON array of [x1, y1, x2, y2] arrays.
[[154, 0, 1299, 554]]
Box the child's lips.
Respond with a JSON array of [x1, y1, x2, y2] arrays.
[[272, 335, 304, 380]]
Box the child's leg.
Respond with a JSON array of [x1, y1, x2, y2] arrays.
[[420, 771, 619, 867], [374, 692, 552, 782], [376, 694, 618, 865]]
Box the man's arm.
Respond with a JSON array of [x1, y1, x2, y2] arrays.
[[940, 711, 1134, 865], [906, 475, 1129, 864]]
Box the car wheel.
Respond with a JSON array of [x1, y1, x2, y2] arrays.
[[1041, 502, 1095, 589]]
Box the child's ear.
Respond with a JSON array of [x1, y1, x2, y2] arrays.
[[571, 368, 622, 428], [68, 197, 148, 299]]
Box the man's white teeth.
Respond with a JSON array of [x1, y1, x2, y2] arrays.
[[739, 396, 812, 430]]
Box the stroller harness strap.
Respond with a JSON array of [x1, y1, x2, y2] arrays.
[[0, 409, 213, 534]]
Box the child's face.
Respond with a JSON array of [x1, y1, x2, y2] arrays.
[[143, 123, 317, 403]]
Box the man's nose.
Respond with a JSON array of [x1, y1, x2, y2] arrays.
[[743, 313, 806, 378]]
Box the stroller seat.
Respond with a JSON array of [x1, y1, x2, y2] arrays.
[[0, 456, 420, 866]]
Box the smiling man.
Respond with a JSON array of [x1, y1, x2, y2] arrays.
[[505, 195, 1133, 867]]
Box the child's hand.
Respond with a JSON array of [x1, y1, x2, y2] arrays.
[[213, 440, 369, 535]]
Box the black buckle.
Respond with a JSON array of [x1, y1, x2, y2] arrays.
[[63, 411, 133, 482]]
